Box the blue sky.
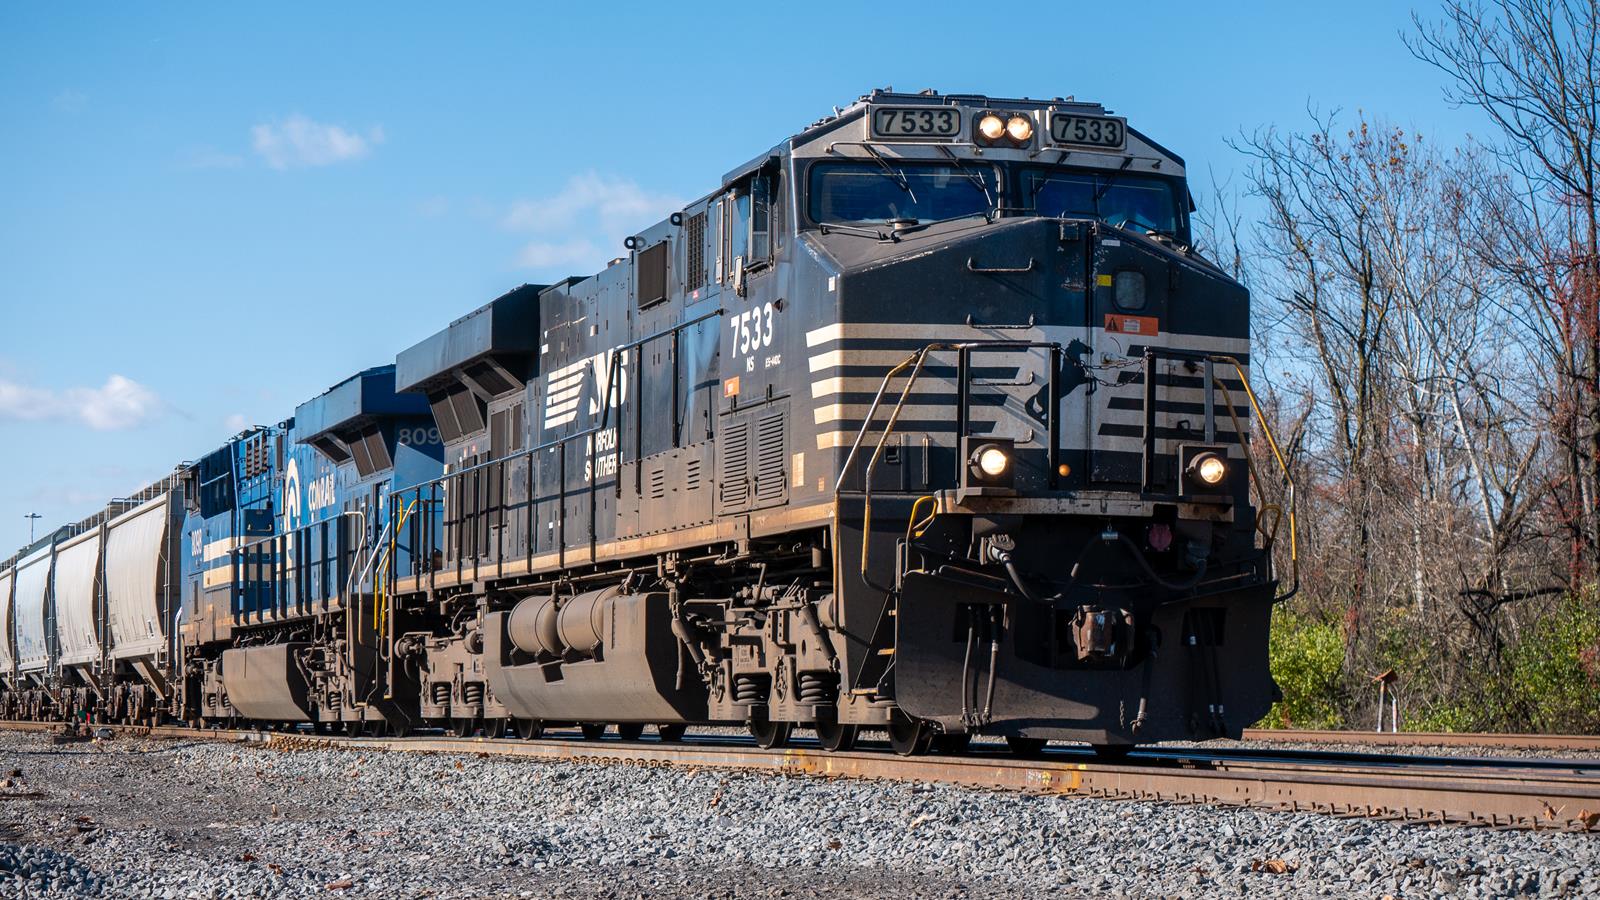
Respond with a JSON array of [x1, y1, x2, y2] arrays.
[[0, 1, 1489, 553]]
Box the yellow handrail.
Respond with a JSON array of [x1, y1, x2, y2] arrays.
[[1208, 355, 1298, 602], [373, 498, 418, 632]]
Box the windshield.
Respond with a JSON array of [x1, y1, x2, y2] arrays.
[[1026, 169, 1179, 235], [808, 162, 994, 224]]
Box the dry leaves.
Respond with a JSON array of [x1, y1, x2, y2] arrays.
[[1576, 808, 1599, 830], [325, 878, 354, 891], [908, 814, 934, 831], [827, 838, 842, 850], [1249, 859, 1299, 875]]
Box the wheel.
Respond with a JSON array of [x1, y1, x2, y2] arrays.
[[449, 717, 478, 738], [747, 714, 792, 750], [930, 732, 972, 755], [616, 723, 645, 741], [656, 723, 687, 743], [387, 717, 412, 739], [580, 723, 607, 741], [515, 718, 545, 740], [887, 718, 930, 757], [1005, 736, 1048, 758], [814, 718, 858, 753], [362, 718, 386, 738], [1091, 743, 1134, 760], [312, 721, 330, 735]]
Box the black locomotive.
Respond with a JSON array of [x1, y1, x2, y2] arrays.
[[1, 90, 1293, 756]]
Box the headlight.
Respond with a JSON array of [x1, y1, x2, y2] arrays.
[[975, 445, 1009, 478], [1006, 115, 1034, 142], [1189, 453, 1227, 485], [977, 114, 1006, 141]]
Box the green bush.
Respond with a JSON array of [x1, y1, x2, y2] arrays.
[[1503, 597, 1600, 733], [1403, 699, 1491, 733], [1260, 609, 1347, 729]]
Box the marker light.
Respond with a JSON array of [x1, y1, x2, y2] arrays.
[[1190, 453, 1227, 485], [976, 446, 1010, 478], [977, 114, 1006, 141], [1006, 115, 1034, 142]]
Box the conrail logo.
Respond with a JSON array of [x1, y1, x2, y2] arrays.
[[283, 458, 302, 529], [543, 347, 628, 429], [282, 457, 336, 531]]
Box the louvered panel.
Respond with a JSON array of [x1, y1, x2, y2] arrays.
[[753, 409, 788, 507], [685, 458, 702, 492], [685, 213, 707, 289], [717, 419, 750, 512], [648, 467, 667, 500]]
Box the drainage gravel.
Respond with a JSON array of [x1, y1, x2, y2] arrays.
[[0, 730, 1595, 898]]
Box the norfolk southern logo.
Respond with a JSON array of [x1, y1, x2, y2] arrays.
[[543, 347, 628, 429]]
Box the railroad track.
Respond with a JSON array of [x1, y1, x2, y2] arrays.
[[1242, 728, 1600, 753], [4, 721, 1598, 832]]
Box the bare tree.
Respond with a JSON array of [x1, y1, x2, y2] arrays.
[[1410, 0, 1600, 584], [1238, 113, 1402, 667]]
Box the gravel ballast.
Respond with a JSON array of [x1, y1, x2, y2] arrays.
[[0, 730, 1596, 898]]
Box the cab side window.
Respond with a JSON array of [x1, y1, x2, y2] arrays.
[[720, 169, 781, 294]]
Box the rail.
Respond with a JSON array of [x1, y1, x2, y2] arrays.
[[6, 721, 1595, 832]]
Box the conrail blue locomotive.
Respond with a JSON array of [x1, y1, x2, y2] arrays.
[[0, 90, 1295, 756]]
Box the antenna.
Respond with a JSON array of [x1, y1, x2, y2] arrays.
[[24, 512, 42, 543]]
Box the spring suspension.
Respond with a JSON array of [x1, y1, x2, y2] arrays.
[[325, 691, 341, 713], [461, 682, 485, 707], [796, 671, 838, 705], [430, 682, 451, 705], [730, 673, 771, 704]]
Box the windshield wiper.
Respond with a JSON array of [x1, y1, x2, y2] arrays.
[[935, 144, 996, 215], [817, 221, 889, 241], [889, 209, 994, 238], [1107, 212, 1176, 238], [1030, 149, 1075, 200], [860, 143, 917, 202], [1092, 156, 1137, 207]]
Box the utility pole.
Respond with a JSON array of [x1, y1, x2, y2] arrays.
[[24, 512, 41, 544]]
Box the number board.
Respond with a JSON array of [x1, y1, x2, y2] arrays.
[[869, 106, 961, 140], [1048, 113, 1127, 150]]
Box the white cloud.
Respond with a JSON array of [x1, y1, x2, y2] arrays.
[[503, 172, 683, 272], [251, 115, 383, 170], [0, 375, 162, 431], [224, 413, 250, 432]]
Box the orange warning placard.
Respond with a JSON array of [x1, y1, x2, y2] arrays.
[[723, 376, 740, 398], [1104, 314, 1160, 336]]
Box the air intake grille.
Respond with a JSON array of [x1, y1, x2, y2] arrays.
[[685, 213, 706, 289], [718, 419, 750, 511], [753, 411, 787, 504]]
